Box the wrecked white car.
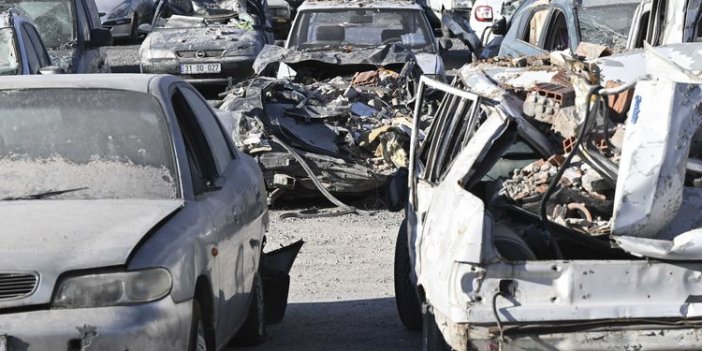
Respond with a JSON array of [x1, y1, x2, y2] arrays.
[[0, 74, 301, 350], [139, 0, 273, 86], [393, 43, 702, 350]]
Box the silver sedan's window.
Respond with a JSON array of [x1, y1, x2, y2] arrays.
[[6, 0, 77, 49], [290, 9, 435, 53], [578, 3, 639, 52], [0, 28, 19, 75], [0, 89, 179, 200]]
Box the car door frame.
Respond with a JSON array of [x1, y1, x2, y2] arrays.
[[175, 83, 263, 348], [500, 3, 553, 56]]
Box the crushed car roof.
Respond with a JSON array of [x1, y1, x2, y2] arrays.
[[0, 74, 178, 93], [297, 0, 422, 10]]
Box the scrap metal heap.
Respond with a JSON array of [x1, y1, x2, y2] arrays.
[[218, 59, 429, 204], [459, 43, 702, 246]]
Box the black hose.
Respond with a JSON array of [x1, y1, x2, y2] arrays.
[[269, 135, 374, 218], [492, 291, 507, 350], [539, 86, 601, 231]]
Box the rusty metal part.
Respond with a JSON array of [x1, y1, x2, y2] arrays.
[[566, 203, 594, 223]]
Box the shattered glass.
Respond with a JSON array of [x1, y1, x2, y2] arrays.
[[0, 89, 178, 200], [3, 0, 76, 49], [577, 3, 639, 52], [0, 28, 18, 75]]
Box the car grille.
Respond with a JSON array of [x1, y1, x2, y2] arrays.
[[176, 50, 225, 58], [0, 273, 38, 300]]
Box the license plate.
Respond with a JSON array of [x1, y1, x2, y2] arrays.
[[0, 335, 6, 351], [180, 63, 221, 74]]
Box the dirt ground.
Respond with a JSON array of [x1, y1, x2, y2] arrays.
[[227, 198, 418, 350]]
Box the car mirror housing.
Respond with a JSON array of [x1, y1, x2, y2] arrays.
[[439, 37, 453, 51], [491, 17, 507, 36], [89, 28, 113, 47], [138, 23, 153, 34]]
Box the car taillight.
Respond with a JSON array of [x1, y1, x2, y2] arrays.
[[474, 5, 493, 22]]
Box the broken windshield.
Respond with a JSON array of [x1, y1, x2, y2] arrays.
[[1, 0, 76, 49], [0, 89, 179, 200], [0, 28, 18, 75], [289, 9, 435, 53], [153, 0, 255, 29], [577, 3, 639, 52]]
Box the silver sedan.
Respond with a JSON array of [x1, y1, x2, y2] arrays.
[[0, 74, 274, 350]]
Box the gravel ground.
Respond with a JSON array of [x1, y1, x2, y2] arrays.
[[102, 39, 473, 350], [232, 205, 417, 350]]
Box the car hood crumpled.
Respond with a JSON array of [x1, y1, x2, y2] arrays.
[[253, 43, 417, 75], [143, 26, 264, 57], [0, 199, 183, 271]]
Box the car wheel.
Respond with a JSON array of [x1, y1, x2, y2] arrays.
[[394, 219, 423, 331], [130, 13, 140, 43], [423, 304, 452, 351], [231, 272, 267, 346], [189, 300, 211, 351]]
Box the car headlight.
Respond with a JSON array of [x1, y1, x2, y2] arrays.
[[53, 268, 172, 308], [140, 47, 176, 60], [105, 1, 131, 20]]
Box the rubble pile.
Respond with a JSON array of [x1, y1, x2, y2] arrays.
[[493, 55, 636, 236], [222, 65, 417, 175]]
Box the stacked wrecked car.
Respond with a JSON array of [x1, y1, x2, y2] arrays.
[[402, 42, 702, 350]]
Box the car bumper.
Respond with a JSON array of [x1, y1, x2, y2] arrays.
[[462, 322, 702, 351], [140, 56, 256, 85], [0, 297, 192, 351]]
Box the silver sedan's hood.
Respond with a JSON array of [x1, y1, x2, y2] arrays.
[[0, 199, 183, 308]]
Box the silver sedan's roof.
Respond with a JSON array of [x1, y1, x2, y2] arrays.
[[297, 0, 422, 11], [0, 74, 178, 93]]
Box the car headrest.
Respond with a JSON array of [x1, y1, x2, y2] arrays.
[[381, 29, 405, 43], [316, 25, 345, 42]]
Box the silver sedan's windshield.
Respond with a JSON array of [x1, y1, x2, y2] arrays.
[[0, 28, 19, 75], [0, 89, 179, 200], [1, 0, 76, 49], [290, 9, 435, 53]]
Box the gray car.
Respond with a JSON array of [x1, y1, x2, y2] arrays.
[[0, 11, 55, 74], [498, 0, 641, 57], [139, 0, 273, 86], [0, 0, 113, 72], [0, 74, 274, 350]]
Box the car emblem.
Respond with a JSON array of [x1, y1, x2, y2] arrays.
[[195, 50, 206, 58]]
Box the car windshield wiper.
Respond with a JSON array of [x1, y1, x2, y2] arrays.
[[2, 187, 90, 201]]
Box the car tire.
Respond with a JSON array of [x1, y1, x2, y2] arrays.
[[422, 304, 452, 351], [231, 273, 267, 346], [394, 219, 423, 331], [129, 13, 140, 43], [189, 300, 211, 351]]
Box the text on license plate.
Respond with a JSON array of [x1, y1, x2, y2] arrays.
[[180, 63, 221, 74]]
